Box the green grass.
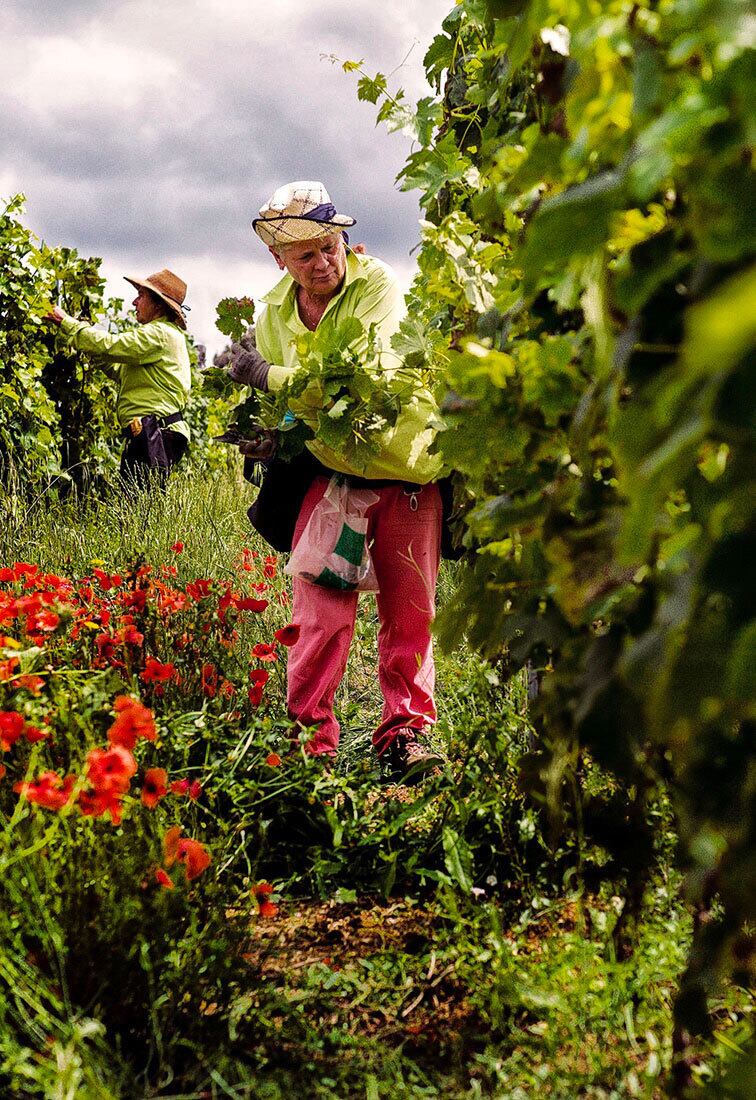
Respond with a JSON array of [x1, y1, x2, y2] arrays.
[[0, 468, 752, 1098]]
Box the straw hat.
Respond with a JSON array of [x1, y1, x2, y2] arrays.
[[124, 268, 188, 329], [252, 181, 356, 249]]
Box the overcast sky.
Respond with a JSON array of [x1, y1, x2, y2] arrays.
[[1, 0, 452, 356]]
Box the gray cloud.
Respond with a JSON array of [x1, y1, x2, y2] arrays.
[[1, 0, 452, 349]]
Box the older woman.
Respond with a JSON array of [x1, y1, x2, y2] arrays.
[[47, 268, 191, 485], [227, 181, 446, 781]]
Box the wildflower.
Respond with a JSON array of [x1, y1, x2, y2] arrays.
[[252, 881, 278, 918], [122, 625, 144, 647], [235, 596, 269, 613], [15, 771, 75, 811], [249, 668, 270, 687], [186, 579, 212, 601], [251, 643, 277, 663], [78, 786, 124, 825], [28, 609, 60, 633], [0, 657, 20, 681], [23, 724, 49, 744], [171, 541, 184, 553], [188, 779, 203, 801], [265, 752, 282, 768], [108, 696, 156, 749], [170, 778, 190, 796], [142, 767, 168, 808], [17, 673, 45, 695], [248, 684, 264, 707], [177, 838, 211, 880], [0, 568, 15, 583], [201, 663, 218, 698], [155, 867, 175, 889], [163, 826, 211, 881], [141, 657, 178, 684], [274, 624, 301, 647], [0, 711, 25, 750], [86, 744, 137, 794]]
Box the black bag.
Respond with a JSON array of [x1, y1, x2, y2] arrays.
[[244, 448, 327, 553]]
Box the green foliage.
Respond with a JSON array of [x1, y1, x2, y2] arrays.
[[215, 295, 256, 343], [349, 0, 755, 1080], [0, 195, 123, 492]]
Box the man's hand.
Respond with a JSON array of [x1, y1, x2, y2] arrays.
[[45, 306, 67, 326]]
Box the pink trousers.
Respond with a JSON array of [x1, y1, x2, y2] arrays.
[[287, 475, 442, 756]]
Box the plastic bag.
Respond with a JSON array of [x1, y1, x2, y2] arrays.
[[285, 475, 379, 591]]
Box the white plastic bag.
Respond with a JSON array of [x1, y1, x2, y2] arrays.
[[285, 475, 379, 591]]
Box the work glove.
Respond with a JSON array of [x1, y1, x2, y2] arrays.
[[217, 341, 270, 391], [238, 429, 277, 460]]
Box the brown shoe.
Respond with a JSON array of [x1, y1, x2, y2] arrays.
[[381, 728, 447, 785]]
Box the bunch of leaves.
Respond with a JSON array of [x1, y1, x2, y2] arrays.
[[0, 195, 128, 493], [345, 0, 755, 1082]]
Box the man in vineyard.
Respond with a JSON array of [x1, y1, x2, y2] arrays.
[[227, 181, 445, 780], [46, 269, 191, 486]]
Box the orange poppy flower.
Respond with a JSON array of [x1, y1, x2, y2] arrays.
[[142, 767, 168, 808]]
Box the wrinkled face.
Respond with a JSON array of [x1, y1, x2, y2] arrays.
[[272, 233, 347, 298], [133, 287, 165, 324]]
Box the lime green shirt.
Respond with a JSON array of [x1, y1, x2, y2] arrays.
[[255, 252, 441, 484], [59, 316, 191, 440]]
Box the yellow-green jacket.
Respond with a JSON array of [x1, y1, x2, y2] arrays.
[[255, 252, 441, 483], [59, 317, 191, 440]]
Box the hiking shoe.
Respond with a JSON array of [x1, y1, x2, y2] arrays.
[[380, 728, 447, 785]]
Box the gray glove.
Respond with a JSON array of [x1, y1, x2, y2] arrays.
[[227, 345, 270, 391]]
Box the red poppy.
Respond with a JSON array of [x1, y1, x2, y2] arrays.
[[235, 596, 269, 613], [29, 609, 60, 633], [140, 657, 178, 684], [177, 838, 211, 880], [0, 657, 19, 681], [170, 778, 190, 796], [248, 684, 264, 707], [108, 696, 156, 749], [0, 568, 15, 583], [188, 779, 203, 801], [171, 541, 184, 553], [186, 579, 212, 601], [249, 668, 270, 686], [201, 663, 218, 698], [252, 881, 278, 917], [265, 752, 282, 768], [0, 711, 25, 750], [163, 827, 210, 881], [155, 867, 175, 889], [86, 744, 137, 794], [251, 643, 277, 663], [13, 563, 38, 578], [17, 673, 45, 695], [15, 771, 75, 811], [142, 767, 168, 808], [122, 626, 144, 647], [78, 786, 124, 825], [263, 564, 277, 579], [274, 624, 301, 647], [23, 724, 49, 744]]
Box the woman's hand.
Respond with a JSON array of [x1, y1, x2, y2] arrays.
[[45, 306, 67, 325]]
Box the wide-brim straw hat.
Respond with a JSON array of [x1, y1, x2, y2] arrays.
[[124, 268, 188, 329], [252, 181, 356, 249]]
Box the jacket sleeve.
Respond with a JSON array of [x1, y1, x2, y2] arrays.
[[59, 317, 164, 365]]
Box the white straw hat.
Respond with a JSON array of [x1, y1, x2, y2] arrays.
[[252, 181, 356, 248]]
